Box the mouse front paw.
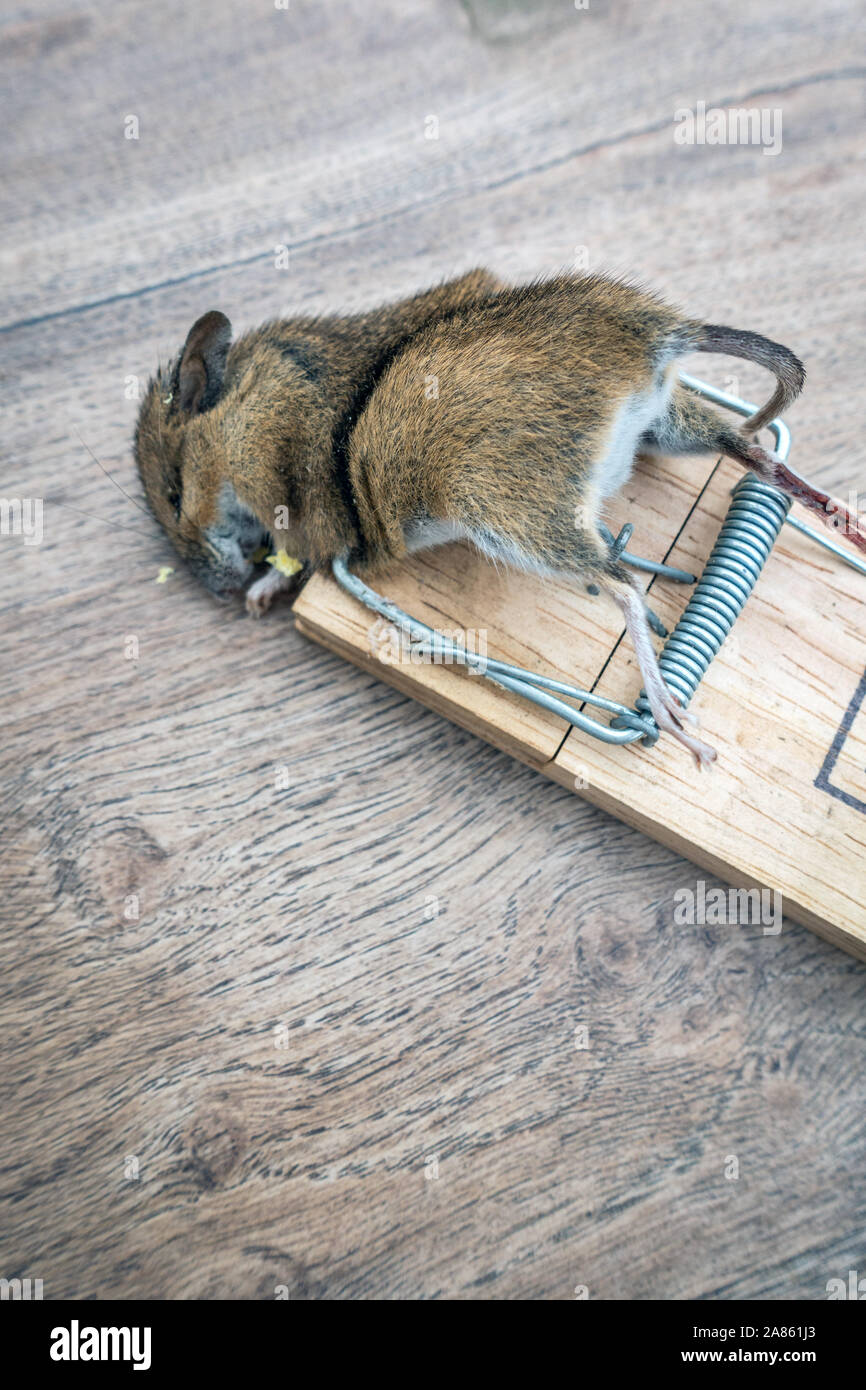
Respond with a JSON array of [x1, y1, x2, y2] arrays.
[[245, 567, 295, 617]]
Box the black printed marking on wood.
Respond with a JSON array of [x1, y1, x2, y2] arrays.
[[815, 666, 866, 815]]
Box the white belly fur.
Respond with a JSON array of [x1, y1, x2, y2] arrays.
[[592, 372, 675, 500], [403, 518, 467, 553], [403, 515, 547, 575]]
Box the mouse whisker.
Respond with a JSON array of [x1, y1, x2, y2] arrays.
[[76, 431, 153, 521], [45, 499, 156, 541]]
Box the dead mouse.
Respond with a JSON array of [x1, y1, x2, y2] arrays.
[[135, 271, 863, 766]]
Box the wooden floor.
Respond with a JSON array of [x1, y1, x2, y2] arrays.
[[2, 0, 865, 1301]]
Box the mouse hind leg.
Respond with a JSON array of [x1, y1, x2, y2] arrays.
[[460, 494, 716, 765], [645, 389, 866, 553], [532, 513, 717, 767], [597, 558, 717, 769]]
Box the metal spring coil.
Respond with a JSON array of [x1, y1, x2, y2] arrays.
[[630, 473, 792, 736]]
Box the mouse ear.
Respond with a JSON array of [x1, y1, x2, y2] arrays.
[[177, 310, 232, 414]]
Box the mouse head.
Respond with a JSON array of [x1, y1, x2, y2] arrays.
[[134, 311, 269, 599]]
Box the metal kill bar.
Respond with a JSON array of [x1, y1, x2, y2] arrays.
[[332, 374, 864, 748]]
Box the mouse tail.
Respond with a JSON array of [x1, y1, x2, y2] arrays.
[[691, 324, 805, 433]]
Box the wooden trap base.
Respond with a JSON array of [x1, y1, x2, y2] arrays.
[[294, 452, 866, 959]]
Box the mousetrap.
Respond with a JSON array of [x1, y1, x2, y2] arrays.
[[294, 377, 866, 959]]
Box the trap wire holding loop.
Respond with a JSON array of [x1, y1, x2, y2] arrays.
[[332, 374, 864, 749]]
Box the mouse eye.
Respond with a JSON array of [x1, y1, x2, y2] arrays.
[[168, 491, 182, 520]]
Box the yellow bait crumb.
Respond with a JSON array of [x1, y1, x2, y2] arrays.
[[266, 550, 302, 578], [156, 566, 174, 584]]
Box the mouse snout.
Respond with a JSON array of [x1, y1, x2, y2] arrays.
[[204, 530, 252, 581], [195, 527, 252, 597], [196, 484, 268, 599]]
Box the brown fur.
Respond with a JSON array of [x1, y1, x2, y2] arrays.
[[347, 276, 682, 570], [343, 276, 811, 576]]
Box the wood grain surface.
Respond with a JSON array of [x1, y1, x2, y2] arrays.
[[2, 0, 866, 1301]]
